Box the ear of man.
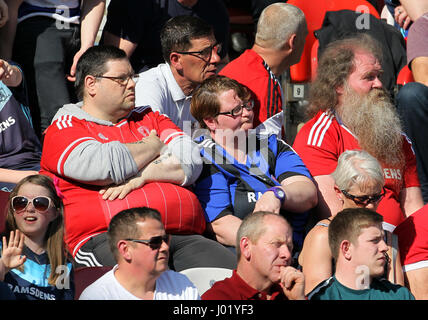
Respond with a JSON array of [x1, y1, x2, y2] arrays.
[[240, 237, 252, 260], [340, 239, 352, 261]]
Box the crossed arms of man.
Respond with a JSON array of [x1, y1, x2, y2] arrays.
[[41, 110, 202, 197]]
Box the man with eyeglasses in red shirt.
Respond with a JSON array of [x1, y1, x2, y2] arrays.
[[40, 45, 237, 272]]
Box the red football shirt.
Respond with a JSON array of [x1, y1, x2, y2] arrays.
[[394, 204, 428, 271], [40, 107, 205, 256], [293, 111, 420, 229], [220, 49, 282, 128]]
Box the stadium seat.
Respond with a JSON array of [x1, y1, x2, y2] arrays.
[[74, 266, 112, 299], [282, 0, 380, 143], [180, 267, 233, 295], [287, 0, 380, 83], [396, 65, 414, 86], [0, 191, 10, 234]]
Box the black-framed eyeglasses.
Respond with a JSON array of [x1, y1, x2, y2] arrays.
[[174, 43, 222, 62], [11, 196, 54, 213], [216, 100, 254, 117], [95, 73, 139, 86], [125, 234, 170, 250], [341, 188, 386, 206]]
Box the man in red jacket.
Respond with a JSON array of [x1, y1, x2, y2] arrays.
[[202, 211, 305, 300]]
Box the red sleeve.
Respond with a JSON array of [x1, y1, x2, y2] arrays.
[[137, 109, 186, 145], [40, 116, 96, 176], [292, 120, 341, 176], [403, 135, 420, 188]]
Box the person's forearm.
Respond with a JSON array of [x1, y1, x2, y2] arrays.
[[80, 0, 105, 50], [211, 215, 242, 247], [400, 186, 424, 217], [139, 151, 185, 186], [0, 259, 9, 281], [125, 138, 164, 170], [281, 178, 318, 212], [0, 168, 38, 184], [0, 0, 23, 59]]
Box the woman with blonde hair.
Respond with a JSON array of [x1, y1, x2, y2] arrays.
[[0, 174, 74, 300]]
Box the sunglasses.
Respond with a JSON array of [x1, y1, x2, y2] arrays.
[[11, 196, 54, 213], [125, 234, 170, 250], [341, 188, 386, 206]]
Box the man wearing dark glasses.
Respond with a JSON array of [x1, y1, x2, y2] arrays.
[[40, 45, 236, 272], [135, 15, 221, 131], [80, 207, 200, 300]]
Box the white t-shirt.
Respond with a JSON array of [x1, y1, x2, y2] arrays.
[[79, 265, 200, 300], [135, 63, 196, 133]]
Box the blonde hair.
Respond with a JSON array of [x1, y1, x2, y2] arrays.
[[5, 174, 67, 286]]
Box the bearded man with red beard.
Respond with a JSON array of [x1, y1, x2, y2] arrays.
[[293, 34, 424, 233]]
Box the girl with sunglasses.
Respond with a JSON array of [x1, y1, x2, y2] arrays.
[[298, 150, 404, 295], [0, 174, 74, 300]]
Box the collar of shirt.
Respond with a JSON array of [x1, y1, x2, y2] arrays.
[[160, 63, 189, 103], [231, 270, 285, 300]]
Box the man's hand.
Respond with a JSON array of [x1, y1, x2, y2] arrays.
[[67, 48, 87, 82], [99, 172, 145, 201], [0, 59, 22, 86], [1, 230, 26, 272], [279, 266, 306, 300], [253, 190, 282, 214], [143, 130, 165, 152], [394, 5, 412, 30]]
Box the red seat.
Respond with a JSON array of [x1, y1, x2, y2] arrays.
[[74, 266, 113, 299], [0, 191, 10, 234], [396, 65, 414, 85], [287, 0, 380, 83]]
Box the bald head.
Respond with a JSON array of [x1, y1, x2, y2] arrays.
[[255, 3, 307, 50]]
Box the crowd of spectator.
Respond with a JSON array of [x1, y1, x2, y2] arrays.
[[0, 0, 427, 301]]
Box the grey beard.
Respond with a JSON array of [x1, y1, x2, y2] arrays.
[[338, 89, 404, 166]]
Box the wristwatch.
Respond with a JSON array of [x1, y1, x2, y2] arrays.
[[266, 186, 286, 205]]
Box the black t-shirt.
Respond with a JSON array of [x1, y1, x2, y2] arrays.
[[102, 0, 230, 72]]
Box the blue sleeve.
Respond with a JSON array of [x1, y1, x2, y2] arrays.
[[274, 137, 313, 182], [194, 166, 233, 222]]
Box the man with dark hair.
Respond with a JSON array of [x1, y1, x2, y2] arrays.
[[292, 34, 423, 232], [40, 45, 236, 272], [308, 208, 414, 300], [202, 212, 305, 300], [80, 207, 200, 300], [135, 15, 221, 130]]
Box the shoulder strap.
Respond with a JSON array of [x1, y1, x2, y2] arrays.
[[199, 136, 277, 188]]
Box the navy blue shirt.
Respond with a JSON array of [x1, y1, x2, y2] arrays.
[[0, 76, 41, 191], [1, 245, 74, 300], [194, 133, 313, 249]]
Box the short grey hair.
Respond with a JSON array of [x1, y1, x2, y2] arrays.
[[255, 3, 306, 50], [236, 211, 291, 260], [331, 150, 384, 191]]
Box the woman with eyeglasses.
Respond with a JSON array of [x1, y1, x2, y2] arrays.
[[298, 150, 404, 295], [0, 174, 74, 300], [190, 75, 317, 256]]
